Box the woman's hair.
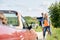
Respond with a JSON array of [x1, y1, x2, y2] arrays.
[[0, 12, 7, 24], [44, 13, 48, 20]]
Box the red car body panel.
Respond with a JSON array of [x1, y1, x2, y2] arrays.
[[0, 25, 37, 40], [0, 10, 37, 40]]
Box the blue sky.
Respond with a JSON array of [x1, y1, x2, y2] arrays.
[[0, 0, 60, 17]]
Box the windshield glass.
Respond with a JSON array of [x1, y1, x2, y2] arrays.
[[21, 16, 28, 28], [3, 13, 19, 26]]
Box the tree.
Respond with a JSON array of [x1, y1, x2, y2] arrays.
[[24, 16, 39, 24], [49, 2, 60, 28], [24, 16, 32, 24]]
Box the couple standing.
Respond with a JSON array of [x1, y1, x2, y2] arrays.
[[41, 13, 51, 39]]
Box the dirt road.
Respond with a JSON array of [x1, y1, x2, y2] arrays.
[[36, 32, 47, 40]]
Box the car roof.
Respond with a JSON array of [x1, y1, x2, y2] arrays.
[[0, 10, 17, 14]]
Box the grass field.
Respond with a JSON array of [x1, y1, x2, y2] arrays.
[[34, 26, 60, 40], [33, 26, 60, 40], [46, 26, 60, 40], [33, 26, 42, 32]]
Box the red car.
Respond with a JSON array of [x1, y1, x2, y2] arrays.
[[0, 10, 38, 40]]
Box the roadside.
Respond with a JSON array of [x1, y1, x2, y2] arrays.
[[33, 26, 48, 40], [36, 32, 47, 40]]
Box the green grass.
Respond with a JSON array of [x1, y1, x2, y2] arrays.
[[33, 26, 42, 32], [33, 25, 60, 40], [46, 26, 60, 40]]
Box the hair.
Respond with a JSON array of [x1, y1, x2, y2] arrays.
[[44, 13, 48, 20], [41, 13, 44, 15], [0, 12, 7, 24]]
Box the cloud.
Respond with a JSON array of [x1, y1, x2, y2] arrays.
[[0, 0, 60, 17]]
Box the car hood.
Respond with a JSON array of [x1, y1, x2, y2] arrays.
[[0, 25, 27, 40], [0, 24, 26, 34]]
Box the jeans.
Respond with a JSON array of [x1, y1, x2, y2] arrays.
[[43, 26, 51, 37]]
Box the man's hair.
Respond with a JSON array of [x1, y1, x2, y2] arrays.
[[41, 13, 43, 15]]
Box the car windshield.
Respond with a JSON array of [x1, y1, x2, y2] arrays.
[[21, 16, 28, 28], [3, 13, 19, 26]]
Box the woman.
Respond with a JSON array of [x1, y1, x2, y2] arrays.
[[43, 13, 51, 39], [0, 12, 7, 25]]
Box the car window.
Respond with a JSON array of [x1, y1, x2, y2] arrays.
[[3, 13, 19, 26]]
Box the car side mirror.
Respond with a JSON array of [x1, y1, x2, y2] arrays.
[[23, 23, 32, 30], [27, 25, 32, 30]]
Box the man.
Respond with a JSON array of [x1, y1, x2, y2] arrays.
[[41, 13, 44, 27], [43, 13, 51, 39]]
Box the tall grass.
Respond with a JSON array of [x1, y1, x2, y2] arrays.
[[47, 26, 60, 40]]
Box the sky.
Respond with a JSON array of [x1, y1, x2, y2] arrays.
[[0, 0, 60, 17]]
